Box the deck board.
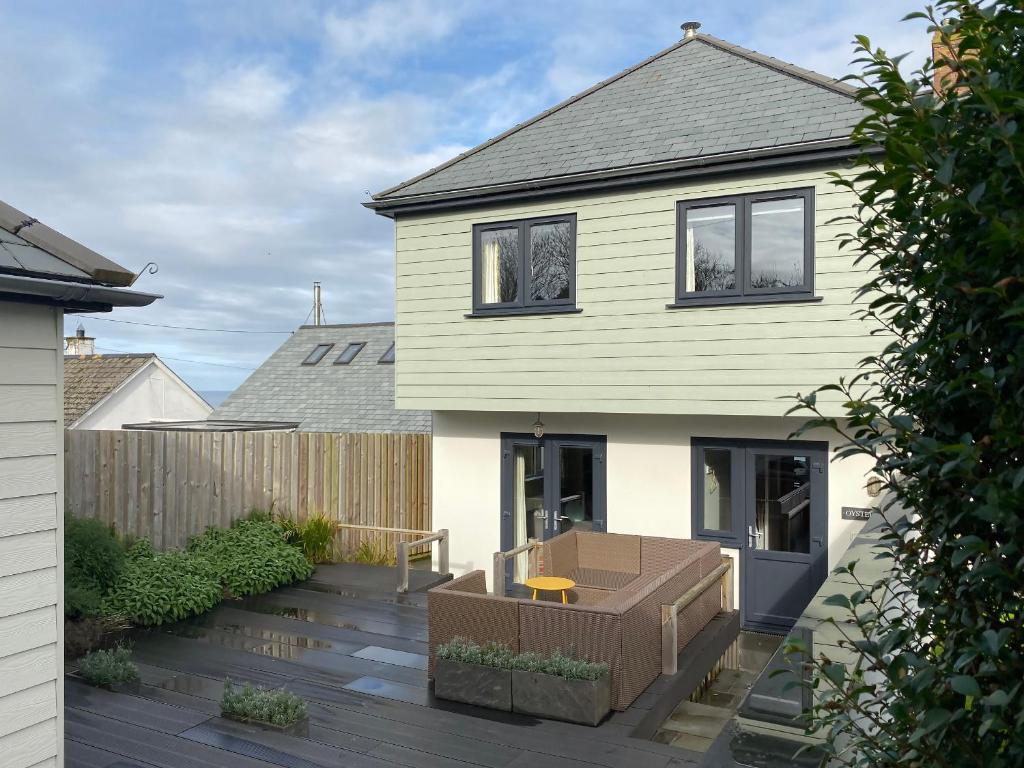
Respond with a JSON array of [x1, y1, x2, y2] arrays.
[[66, 563, 705, 768]]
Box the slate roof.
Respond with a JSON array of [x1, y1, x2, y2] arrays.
[[212, 323, 431, 434], [372, 33, 864, 206], [0, 200, 137, 286], [64, 354, 154, 426]]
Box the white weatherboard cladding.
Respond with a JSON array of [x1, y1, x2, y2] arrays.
[[0, 300, 63, 768], [394, 164, 879, 417], [430, 410, 875, 603]]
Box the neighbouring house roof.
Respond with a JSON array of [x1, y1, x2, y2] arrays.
[[369, 33, 865, 214], [0, 200, 160, 310], [64, 353, 155, 425], [212, 323, 431, 434]]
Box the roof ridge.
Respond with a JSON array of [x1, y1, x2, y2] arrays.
[[297, 321, 394, 330], [373, 37, 695, 201], [695, 34, 858, 97]]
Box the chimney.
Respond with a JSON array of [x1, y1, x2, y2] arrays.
[[312, 282, 323, 326], [932, 27, 965, 95], [681, 21, 701, 40], [65, 323, 95, 356]]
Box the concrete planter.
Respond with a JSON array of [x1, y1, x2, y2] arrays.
[[433, 658, 512, 711], [512, 670, 612, 726], [222, 713, 310, 737]]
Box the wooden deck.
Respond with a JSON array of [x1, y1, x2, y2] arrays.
[[66, 564, 732, 768]]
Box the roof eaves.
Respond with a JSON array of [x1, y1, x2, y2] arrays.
[[366, 137, 866, 216], [0, 201, 137, 287], [371, 37, 696, 201]]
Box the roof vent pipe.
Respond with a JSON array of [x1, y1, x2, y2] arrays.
[[681, 21, 701, 39]]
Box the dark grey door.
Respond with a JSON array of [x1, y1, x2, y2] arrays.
[[741, 445, 828, 633], [500, 434, 606, 585]]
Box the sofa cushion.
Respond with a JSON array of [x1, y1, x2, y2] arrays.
[[569, 567, 639, 591], [575, 531, 641, 574]]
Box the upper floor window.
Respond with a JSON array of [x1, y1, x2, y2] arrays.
[[471, 214, 577, 316], [672, 188, 816, 307], [334, 342, 365, 365]]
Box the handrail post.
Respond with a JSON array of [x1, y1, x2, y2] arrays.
[[438, 529, 450, 576], [397, 540, 410, 593], [528, 542, 539, 579], [661, 605, 679, 676], [493, 552, 506, 597]]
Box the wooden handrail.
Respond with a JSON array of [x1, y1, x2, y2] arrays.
[[396, 529, 449, 593], [335, 523, 434, 536], [492, 540, 542, 597], [660, 555, 733, 675]]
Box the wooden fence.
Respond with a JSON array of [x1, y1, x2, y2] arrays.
[[64, 429, 431, 554]]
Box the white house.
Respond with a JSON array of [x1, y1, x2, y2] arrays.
[[367, 26, 881, 634], [0, 200, 158, 768], [63, 330, 211, 430]]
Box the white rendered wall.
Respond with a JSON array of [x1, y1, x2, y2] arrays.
[[432, 410, 875, 604], [73, 361, 211, 430]]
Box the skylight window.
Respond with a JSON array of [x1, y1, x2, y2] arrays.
[[334, 342, 366, 365], [302, 344, 333, 365], [378, 343, 395, 364]]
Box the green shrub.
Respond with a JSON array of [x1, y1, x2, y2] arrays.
[[435, 639, 605, 680], [351, 537, 394, 566], [188, 520, 313, 597], [221, 680, 306, 726], [77, 646, 139, 688], [276, 516, 302, 549], [511, 649, 608, 681], [240, 507, 275, 525], [436, 637, 516, 668], [298, 514, 334, 564], [103, 549, 222, 626], [125, 539, 155, 561], [65, 515, 125, 594], [65, 581, 103, 620]]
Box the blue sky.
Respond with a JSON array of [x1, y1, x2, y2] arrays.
[[1, 1, 928, 393]]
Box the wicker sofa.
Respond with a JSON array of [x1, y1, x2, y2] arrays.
[[427, 531, 722, 711]]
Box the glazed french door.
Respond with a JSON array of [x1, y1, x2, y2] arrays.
[[499, 434, 606, 584]]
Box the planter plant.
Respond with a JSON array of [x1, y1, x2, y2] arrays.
[[221, 680, 309, 736], [511, 651, 611, 726], [433, 638, 515, 711], [74, 646, 141, 693]]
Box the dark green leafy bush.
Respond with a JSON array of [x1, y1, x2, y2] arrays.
[[221, 680, 306, 726], [77, 646, 139, 688], [103, 549, 222, 626], [65, 515, 125, 594], [187, 519, 313, 597], [64, 582, 103, 620], [786, 3, 1024, 766]]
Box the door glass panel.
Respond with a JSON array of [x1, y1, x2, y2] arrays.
[[685, 204, 736, 292], [702, 448, 733, 531], [529, 221, 571, 301], [512, 444, 544, 581], [557, 445, 593, 533], [753, 454, 810, 553], [750, 198, 805, 288], [481, 227, 520, 304]]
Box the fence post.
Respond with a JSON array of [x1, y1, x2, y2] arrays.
[[397, 540, 410, 593], [493, 552, 505, 598], [438, 528, 449, 576]]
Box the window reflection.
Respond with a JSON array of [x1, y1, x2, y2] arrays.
[[750, 198, 805, 289]]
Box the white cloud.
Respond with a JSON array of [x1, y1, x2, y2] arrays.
[[197, 63, 295, 120], [323, 0, 464, 62]]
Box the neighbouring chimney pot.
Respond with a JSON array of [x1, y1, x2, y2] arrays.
[[66, 324, 96, 356], [681, 21, 701, 39]]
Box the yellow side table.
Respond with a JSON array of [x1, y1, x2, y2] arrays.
[[524, 576, 576, 604]]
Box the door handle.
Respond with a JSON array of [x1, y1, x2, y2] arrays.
[[812, 536, 824, 547], [747, 525, 763, 548]]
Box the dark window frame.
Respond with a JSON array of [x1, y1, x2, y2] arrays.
[[690, 436, 830, 549], [673, 188, 816, 308], [302, 343, 334, 365], [471, 213, 577, 316], [378, 342, 395, 364], [333, 342, 366, 365]]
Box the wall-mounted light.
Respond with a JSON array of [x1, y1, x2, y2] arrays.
[[866, 476, 883, 498], [532, 413, 545, 438]]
